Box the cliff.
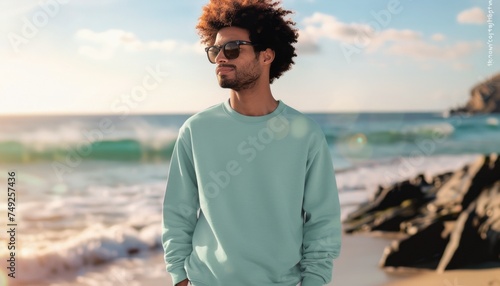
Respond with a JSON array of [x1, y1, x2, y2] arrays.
[[451, 73, 500, 114]]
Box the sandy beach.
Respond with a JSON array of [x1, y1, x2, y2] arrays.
[[26, 233, 497, 286], [153, 234, 500, 286], [3, 0, 500, 284], [334, 234, 499, 286], [2, 114, 499, 286]]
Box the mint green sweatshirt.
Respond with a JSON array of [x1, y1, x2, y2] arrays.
[[162, 100, 341, 286]]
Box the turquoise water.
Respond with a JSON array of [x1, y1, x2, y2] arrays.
[[1, 112, 499, 170], [0, 111, 497, 284]]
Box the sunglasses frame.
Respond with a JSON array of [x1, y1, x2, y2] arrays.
[[205, 40, 256, 64]]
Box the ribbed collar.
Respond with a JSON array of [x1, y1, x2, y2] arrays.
[[222, 98, 286, 123]]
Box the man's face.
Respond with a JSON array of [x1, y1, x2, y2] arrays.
[[212, 27, 262, 91]]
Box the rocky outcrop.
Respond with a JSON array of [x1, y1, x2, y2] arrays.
[[450, 73, 500, 114], [343, 154, 500, 271]]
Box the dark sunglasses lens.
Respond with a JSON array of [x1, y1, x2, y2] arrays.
[[207, 46, 220, 63], [224, 42, 240, 59]]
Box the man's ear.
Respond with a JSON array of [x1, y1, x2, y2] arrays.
[[261, 48, 275, 65]]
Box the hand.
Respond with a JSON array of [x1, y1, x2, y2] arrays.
[[176, 278, 189, 286]]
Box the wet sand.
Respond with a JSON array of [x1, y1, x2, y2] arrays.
[[23, 233, 498, 286], [153, 233, 499, 286]]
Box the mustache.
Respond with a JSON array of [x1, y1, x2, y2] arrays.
[[217, 64, 236, 69]]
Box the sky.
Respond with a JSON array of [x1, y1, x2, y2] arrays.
[[0, 0, 498, 115]]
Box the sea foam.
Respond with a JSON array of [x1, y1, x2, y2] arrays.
[[0, 154, 483, 283]]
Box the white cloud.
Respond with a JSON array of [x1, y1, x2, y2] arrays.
[[457, 7, 486, 25], [300, 13, 373, 46], [296, 31, 321, 54], [387, 41, 482, 60], [368, 28, 421, 52], [299, 12, 420, 54], [299, 12, 481, 66], [75, 29, 202, 60], [431, 33, 445, 42]]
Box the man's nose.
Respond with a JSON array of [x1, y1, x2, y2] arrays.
[[215, 49, 227, 63]]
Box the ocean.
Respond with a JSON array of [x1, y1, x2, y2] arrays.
[[0, 110, 499, 285]]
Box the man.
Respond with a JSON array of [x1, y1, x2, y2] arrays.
[[162, 1, 341, 285]]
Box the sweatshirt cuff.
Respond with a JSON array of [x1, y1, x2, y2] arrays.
[[169, 267, 188, 285], [302, 276, 325, 286]]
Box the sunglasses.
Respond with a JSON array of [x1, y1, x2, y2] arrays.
[[205, 40, 257, 64]]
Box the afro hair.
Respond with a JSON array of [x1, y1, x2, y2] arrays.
[[196, 0, 298, 83]]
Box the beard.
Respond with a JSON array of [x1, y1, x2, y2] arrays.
[[218, 61, 261, 91]]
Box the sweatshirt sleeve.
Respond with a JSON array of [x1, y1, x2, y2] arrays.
[[300, 134, 342, 286], [162, 128, 199, 285]]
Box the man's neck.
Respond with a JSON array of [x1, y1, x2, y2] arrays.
[[229, 87, 278, 116]]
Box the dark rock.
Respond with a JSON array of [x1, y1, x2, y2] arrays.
[[343, 172, 456, 234], [450, 73, 500, 114], [462, 154, 500, 209], [436, 198, 491, 271], [343, 175, 433, 233], [380, 220, 449, 269], [344, 153, 500, 270]]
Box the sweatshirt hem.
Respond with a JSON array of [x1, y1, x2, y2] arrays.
[[189, 280, 210, 286]]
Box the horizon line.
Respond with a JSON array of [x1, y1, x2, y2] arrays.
[[0, 109, 450, 117]]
